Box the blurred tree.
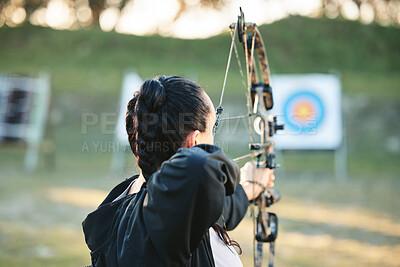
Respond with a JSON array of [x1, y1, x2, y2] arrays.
[[88, 0, 105, 23], [24, 0, 48, 18], [322, 0, 400, 26], [0, 0, 398, 29]]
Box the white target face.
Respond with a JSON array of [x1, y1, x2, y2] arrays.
[[270, 74, 342, 150]]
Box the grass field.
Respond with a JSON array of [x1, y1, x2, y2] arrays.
[[1, 155, 399, 266], [0, 15, 399, 266]]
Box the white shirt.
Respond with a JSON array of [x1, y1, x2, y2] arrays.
[[112, 176, 146, 202], [209, 228, 243, 267]]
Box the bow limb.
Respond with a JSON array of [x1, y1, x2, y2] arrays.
[[239, 21, 276, 169]]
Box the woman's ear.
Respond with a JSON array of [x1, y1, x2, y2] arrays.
[[184, 130, 200, 148]]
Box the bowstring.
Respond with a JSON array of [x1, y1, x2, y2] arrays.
[[213, 23, 238, 137], [218, 25, 237, 108], [219, 113, 255, 121], [231, 30, 255, 145], [231, 31, 247, 90]]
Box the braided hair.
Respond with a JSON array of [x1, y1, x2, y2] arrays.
[[126, 75, 211, 180], [126, 75, 242, 254]]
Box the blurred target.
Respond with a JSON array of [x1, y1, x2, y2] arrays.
[[283, 91, 324, 133]]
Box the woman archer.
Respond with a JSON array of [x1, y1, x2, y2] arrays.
[[82, 76, 275, 267]]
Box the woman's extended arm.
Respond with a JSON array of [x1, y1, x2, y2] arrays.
[[217, 162, 275, 230], [217, 185, 249, 231], [142, 144, 240, 266]]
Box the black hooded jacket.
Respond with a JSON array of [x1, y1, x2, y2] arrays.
[[82, 144, 249, 267]]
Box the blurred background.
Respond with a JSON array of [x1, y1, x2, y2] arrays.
[[0, 0, 399, 266]]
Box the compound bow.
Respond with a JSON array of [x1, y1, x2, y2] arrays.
[[214, 8, 284, 267]]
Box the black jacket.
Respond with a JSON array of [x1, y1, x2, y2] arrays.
[[82, 145, 249, 267]]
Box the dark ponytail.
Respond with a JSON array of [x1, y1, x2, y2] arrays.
[[126, 75, 241, 254], [126, 76, 211, 179]]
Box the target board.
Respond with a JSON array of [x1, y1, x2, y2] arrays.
[[0, 74, 35, 141], [270, 74, 342, 150], [0, 72, 51, 171], [110, 72, 143, 172], [115, 72, 143, 146]]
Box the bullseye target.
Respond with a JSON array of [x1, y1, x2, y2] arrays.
[[270, 74, 342, 150], [283, 91, 325, 134]]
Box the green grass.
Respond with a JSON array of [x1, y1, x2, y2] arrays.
[[1, 158, 399, 267]]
